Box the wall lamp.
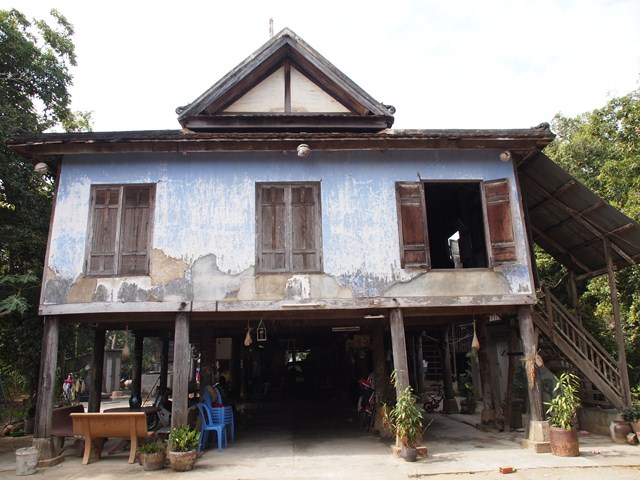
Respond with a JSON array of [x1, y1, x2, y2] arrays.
[[297, 144, 310, 157]]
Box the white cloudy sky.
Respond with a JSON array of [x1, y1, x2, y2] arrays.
[[4, 0, 640, 131]]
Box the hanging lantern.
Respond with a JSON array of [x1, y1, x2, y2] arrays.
[[257, 319, 267, 342]]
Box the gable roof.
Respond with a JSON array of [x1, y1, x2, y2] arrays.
[[176, 28, 395, 132]]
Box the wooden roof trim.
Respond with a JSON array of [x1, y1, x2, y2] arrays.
[[6, 127, 555, 160]]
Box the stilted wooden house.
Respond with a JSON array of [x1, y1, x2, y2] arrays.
[[7, 28, 640, 460]]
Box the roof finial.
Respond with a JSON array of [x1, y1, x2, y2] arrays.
[[269, 18, 274, 38]]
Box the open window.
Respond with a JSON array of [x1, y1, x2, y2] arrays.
[[396, 179, 516, 269]]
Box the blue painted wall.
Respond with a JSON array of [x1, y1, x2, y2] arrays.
[[44, 149, 532, 305]]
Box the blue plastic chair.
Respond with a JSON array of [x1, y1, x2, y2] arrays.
[[197, 402, 227, 452], [212, 386, 235, 442]]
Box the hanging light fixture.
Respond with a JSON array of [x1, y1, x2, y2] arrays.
[[257, 318, 267, 342]]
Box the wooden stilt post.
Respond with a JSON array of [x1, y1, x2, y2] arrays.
[[476, 319, 494, 416], [371, 324, 392, 436], [34, 316, 60, 439], [442, 326, 459, 413], [568, 271, 582, 324], [131, 331, 144, 401], [200, 328, 214, 388], [88, 328, 106, 413], [389, 308, 409, 393], [519, 305, 550, 452], [171, 312, 190, 428], [485, 323, 504, 429], [416, 334, 426, 395], [160, 336, 169, 391], [604, 239, 632, 407], [32, 316, 60, 461]]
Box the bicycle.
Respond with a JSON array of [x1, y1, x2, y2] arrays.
[[423, 384, 444, 413]]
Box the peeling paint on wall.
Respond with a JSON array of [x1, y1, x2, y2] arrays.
[[42, 150, 533, 306]]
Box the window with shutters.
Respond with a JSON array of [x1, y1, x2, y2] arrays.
[[86, 185, 155, 276], [256, 182, 322, 273], [396, 179, 516, 269]]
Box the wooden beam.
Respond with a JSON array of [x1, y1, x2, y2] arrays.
[[532, 224, 592, 273], [171, 313, 190, 427], [604, 239, 632, 407]]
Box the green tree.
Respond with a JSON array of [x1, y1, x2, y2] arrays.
[[0, 8, 91, 402], [544, 87, 640, 385]]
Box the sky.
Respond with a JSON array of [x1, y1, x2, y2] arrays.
[[4, 0, 640, 132]]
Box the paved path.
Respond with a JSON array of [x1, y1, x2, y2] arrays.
[[0, 403, 638, 479]]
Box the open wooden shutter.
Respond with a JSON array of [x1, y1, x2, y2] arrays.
[[119, 186, 153, 275], [483, 178, 517, 265], [396, 182, 430, 268], [291, 184, 321, 272], [88, 187, 120, 275], [258, 185, 287, 272]]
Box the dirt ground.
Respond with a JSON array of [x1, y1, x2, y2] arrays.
[[425, 466, 640, 479]]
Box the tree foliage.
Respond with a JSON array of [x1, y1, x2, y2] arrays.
[[0, 8, 91, 399], [544, 87, 640, 385]]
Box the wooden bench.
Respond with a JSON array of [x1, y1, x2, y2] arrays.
[[70, 412, 150, 464], [51, 404, 85, 455]]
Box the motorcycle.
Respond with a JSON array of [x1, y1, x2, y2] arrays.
[[146, 386, 172, 431]]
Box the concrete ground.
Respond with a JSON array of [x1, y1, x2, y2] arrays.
[[1, 399, 639, 479]]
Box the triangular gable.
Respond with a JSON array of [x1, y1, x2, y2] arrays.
[[176, 28, 395, 132]]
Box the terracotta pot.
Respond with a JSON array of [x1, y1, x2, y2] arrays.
[[140, 451, 166, 471], [549, 427, 579, 457], [167, 450, 197, 471], [399, 447, 418, 462], [610, 420, 632, 444], [631, 420, 640, 435]]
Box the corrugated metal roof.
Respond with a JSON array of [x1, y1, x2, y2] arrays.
[[520, 153, 640, 279]]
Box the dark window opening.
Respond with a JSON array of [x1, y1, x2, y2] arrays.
[[424, 182, 488, 269]]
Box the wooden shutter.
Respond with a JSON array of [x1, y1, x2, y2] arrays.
[[291, 185, 321, 272], [119, 186, 153, 275], [483, 178, 517, 265], [258, 186, 287, 272], [88, 187, 120, 275], [396, 182, 430, 268]]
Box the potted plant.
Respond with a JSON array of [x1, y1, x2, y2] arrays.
[[167, 425, 200, 471], [383, 370, 426, 462], [545, 372, 580, 457], [138, 440, 166, 471], [459, 369, 476, 415], [621, 404, 640, 435]]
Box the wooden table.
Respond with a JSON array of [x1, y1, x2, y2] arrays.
[[102, 407, 161, 456]]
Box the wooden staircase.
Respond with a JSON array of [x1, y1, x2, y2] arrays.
[[532, 287, 626, 410]]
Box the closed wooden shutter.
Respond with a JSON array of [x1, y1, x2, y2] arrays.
[[291, 185, 321, 272], [88, 187, 120, 275], [258, 186, 287, 272], [119, 186, 153, 274], [483, 178, 517, 265], [396, 182, 430, 268], [257, 183, 322, 273]]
